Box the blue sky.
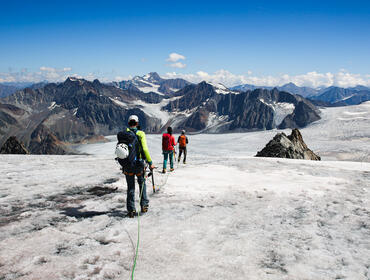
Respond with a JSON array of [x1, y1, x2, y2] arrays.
[[1, 0, 370, 87]]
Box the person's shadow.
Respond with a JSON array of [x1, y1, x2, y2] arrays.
[[60, 205, 128, 218]]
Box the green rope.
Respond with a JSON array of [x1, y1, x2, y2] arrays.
[[131, 172, 146, 280], [131, 210, 140, 279]]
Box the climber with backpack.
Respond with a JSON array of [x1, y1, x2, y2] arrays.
[[162, 126, 176, 173], [177, 130, 189, 164], [115, 115, 155, 218]]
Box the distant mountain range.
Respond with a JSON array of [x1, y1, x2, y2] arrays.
[[3, 75, 369, 107], [0, 73, 322, 154], [0, 84, 20, 98], [308, 86, 370, 106], [0, 81, 49, 98], [231, 82, 318, 98], [110, 72, 191, 95], [232, 82, 370, 106]]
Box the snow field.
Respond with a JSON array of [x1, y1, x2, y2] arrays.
[[1, 103, 370, 279], [1, 153, 369, 279]]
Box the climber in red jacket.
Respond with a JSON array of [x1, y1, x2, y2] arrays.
[[162, 126, 176, 173]]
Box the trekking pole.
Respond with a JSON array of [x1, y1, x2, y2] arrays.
[[151, 170, 155, 193]]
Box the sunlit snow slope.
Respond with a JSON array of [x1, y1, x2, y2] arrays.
[[0, 103, 369, 280]]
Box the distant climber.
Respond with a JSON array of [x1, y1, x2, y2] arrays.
[[162, 126, 176, 173], [177, 130, 189, 164], [116, 115, 155, 218]]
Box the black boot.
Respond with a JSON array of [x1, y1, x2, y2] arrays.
[[127, 210, 136, 218], [141, 205, 149, 213]]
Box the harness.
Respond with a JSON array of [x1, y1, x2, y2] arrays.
[[124, 171, 143, 176]]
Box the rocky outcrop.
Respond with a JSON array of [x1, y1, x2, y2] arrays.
[[256, 129, 320, 160], [28, 124, 68, 155], [0, 136, 29, 154]]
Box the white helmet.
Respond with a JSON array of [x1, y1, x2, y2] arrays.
[[115, 143, 129, 159], [128, 115, 139, 123]]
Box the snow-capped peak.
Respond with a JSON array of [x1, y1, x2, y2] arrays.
[[127, 73, 163, 95], [206, 81, 239, 95], [66, 77, 79, 82]]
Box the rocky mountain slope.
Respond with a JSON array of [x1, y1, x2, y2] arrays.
[[0, 74, 321, 154], [164, 82, 320, 132], [0, 78, 163, 153]]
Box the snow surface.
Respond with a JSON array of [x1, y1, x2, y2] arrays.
[[131, 76, 163, 95], [342, 95, 354, 101], [47, 102, 60, 110], [207, 81, 239, 95], [131, 96, 187, 127], [259, 99, 295, 126], [1, 103, 370, 280], [137, 84, 162, 95], [109, 97, 127, 108], [131, 99, 171, 126], [72, 108, 78, 116]]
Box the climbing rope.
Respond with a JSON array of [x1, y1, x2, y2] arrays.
[[129, 147, 184, 278], [174, 147, 180, 169], [150, 166, 169, 192], [130, 168, 147, 280]]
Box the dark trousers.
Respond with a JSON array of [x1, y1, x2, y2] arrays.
[[125, 173, 149, 212], [178, 146, 187, 163]]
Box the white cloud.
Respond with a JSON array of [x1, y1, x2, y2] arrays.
[[0, 67, 113, 83], [1, 67, 369, 89], [169, 62, 187, 69], [0, 66, 74, 83], [40, 66, 72, 73], [40, 66, 56, 72], [166, 52, 186, 62], [163, 69, 370, 88]]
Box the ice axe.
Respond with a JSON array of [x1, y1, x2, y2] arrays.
[[147, 168, 156, 193]]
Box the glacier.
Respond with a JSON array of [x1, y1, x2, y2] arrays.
[[0, 102, 369, 279]]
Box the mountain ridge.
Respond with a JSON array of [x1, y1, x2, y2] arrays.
[[1, 74, 322, 154]]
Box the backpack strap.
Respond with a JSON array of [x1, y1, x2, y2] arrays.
[[127, 127, 146, 161], [136, 131, 146, 160]]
